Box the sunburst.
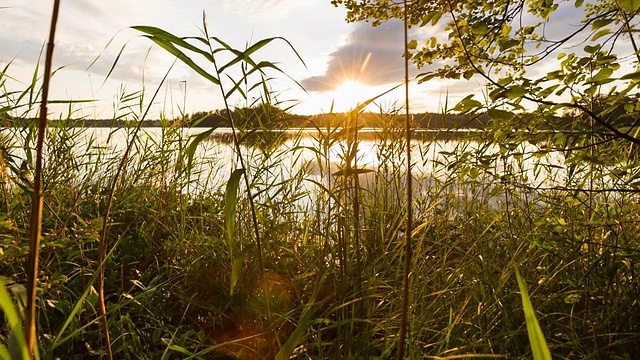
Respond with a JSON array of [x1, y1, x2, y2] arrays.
[[324, 80, 380, 112]]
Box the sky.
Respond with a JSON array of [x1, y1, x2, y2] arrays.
[[0, 0, 470, 119], [0, 1, 622, 120]]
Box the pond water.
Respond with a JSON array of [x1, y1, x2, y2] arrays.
[[75, 127, 566, 193], [2, 126, 568, 201]]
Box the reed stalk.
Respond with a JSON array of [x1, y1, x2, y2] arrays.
[[25, 0, 61, 357], [397, 0, 413, 358], [200, 16, 274, 355]]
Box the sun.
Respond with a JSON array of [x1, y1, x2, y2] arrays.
[[334, 80, 370, 97], [303, 79, 399, 114], [331, 80, 377, 109], [308, 80, 381, 113]]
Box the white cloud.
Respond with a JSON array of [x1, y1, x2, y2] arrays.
[[301, 20, 421, 92]]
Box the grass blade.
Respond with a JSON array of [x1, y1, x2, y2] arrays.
[[230, 246, 251, 296], [0, 279, 29, 360], [51, 236, 123, 350], [275, 276, 324, 360], [133, 30, 220, 85], [225, 169, 244, 257], [185, 126, 219, 171], [132, 26, 213, 61], [515, 268, 552, 360]]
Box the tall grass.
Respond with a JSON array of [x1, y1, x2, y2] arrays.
[[25, 1, 60, 358], [1, 7, 640, 360], [397, 1, 413, 358]]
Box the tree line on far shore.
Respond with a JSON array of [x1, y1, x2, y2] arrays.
[[5, 94, 636, 131]]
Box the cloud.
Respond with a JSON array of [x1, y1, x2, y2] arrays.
[[218, 0, 296, 19], [301, 20, 419, 92]]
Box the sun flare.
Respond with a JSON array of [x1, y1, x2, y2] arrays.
[[304, 79, 401, 114], [310, 80, 381, 113], [331, 80, 375, 107]]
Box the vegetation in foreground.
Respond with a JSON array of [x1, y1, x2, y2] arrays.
[[2, 0, 640, 358], [1, 96, 639, 359]]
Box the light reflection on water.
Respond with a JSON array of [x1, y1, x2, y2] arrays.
[[74, 127, 569, 212], [2, 126, 567, 199]]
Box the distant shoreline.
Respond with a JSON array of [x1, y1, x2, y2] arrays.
[[4, 110, 488, 130]]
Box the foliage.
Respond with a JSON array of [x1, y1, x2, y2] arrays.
[[190, 104, 295, 129], [332, 0, 640, 153], [328, 0, 640, 357]]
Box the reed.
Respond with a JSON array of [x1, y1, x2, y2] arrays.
[[25, 1, 60, 358], [397, 1, 413, 358]]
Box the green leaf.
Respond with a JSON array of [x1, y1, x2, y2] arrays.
[[145, 36, 220, 85], [214, 36, 305, 75], [498, 76, 513, 86], [489, 88, 506, 101], [584, 85, 597, 95], [52, 237, 124, 350], [453, 95, 482, 113], [539, 84, 560, 98], [133, 26, 212, 60], [275, 307, 314, 360], [230, 247, 252, 296], [471, 23, 489, 34], [591, 28, 612, 41], [0, 344, 12, 360], [505, 86, 528, 99], [515, 268, 552, 360], [620, 71, 640, 81], [223, 61, 287, 99], [619, 0, 640, 12], [487, 108, 514, 121], [0, 280, 29, 360], [591, 68, 614, 83], [499, 39, 520, 52], [591, 18, 613, 30], [352, 83, 402, 114], [430, 11, 444, 25], [132, 26, 220, 85], [224, 169, 244, 256], [584, 44, 601, 54], [275, 275, 324, 360], [185, 126, 219, 171], [417, 72, 439, 83], [463, 70, 475, 80], [546, 70, 563, 80], [407, 39, 418, 50], [168, 345, 193, 356]]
